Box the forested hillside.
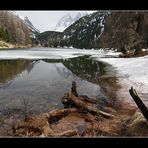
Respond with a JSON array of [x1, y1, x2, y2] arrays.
[[0, 11, 31, 47], [35, 31, 63, 47]]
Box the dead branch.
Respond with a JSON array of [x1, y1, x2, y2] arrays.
[[129, 87, 148, 121]]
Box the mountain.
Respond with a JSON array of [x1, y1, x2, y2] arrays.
[[35, 10, 148, 53], [62, 11, 110, 48], [54, 12, 88, 32], [23, 16, 40, 37], [11, 11, 40, 38], [0, 11, 31, 46], [63, 11, 148, 52], [36, 11, 110, 48]]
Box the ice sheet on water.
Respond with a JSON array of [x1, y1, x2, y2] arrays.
[[0, 48, 120, 60]]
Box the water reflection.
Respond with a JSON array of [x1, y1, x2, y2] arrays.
[[62, 56, 107, 82], [0, 57, 113, 114], [44, 56, 109, 82], [0, 60, 32, 85]]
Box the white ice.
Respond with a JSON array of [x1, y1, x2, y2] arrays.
[[0, 48, 120, 60]]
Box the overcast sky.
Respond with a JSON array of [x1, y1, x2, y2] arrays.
[[15, 11, 96, 32]]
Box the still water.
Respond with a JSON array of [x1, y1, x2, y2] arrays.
[[0, 48, 114, 115]]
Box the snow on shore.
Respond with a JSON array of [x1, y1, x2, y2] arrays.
[[98, 56, 148, 106], [99, 57, 148, 86]]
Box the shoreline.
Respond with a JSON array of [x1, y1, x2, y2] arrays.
[[99, 57, 148, 107], [0, 69, 144, 137], [0, 51, 148, 136]]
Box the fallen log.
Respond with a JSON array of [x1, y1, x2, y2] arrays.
[[62, 93, 114, 118], [129, 87, 148, 121]]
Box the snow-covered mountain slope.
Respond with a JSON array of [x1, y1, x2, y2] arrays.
[[63, 11, 111, 49], [55, 12, 88, 32]]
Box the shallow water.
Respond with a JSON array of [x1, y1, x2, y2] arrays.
[[0, 48, 114, 115]]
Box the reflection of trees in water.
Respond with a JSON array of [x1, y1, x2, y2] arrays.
[[0, 57, 111, 86], [62, 56, 107, 82], [0, 60, 32, 84], [0, 80, 13, 89], [44, 57, 109, 82]]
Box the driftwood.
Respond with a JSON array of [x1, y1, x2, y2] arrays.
[[12, 81, 115, 137], [129, 87, 148, 121], [62, 93, 114, 118], [47, 108, 78, 124]]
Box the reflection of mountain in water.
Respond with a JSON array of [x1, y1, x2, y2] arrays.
[[54, 63, 77, 80], [0, 60, 32, 84], [26, 60, 40, 73]]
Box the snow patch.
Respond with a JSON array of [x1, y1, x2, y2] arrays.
[[99, 57, 148, 85], [98, 57, 148, 105]]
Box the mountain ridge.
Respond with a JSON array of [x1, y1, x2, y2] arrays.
[[36, 11, 148, 53], [54, 12, 88, 32]]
